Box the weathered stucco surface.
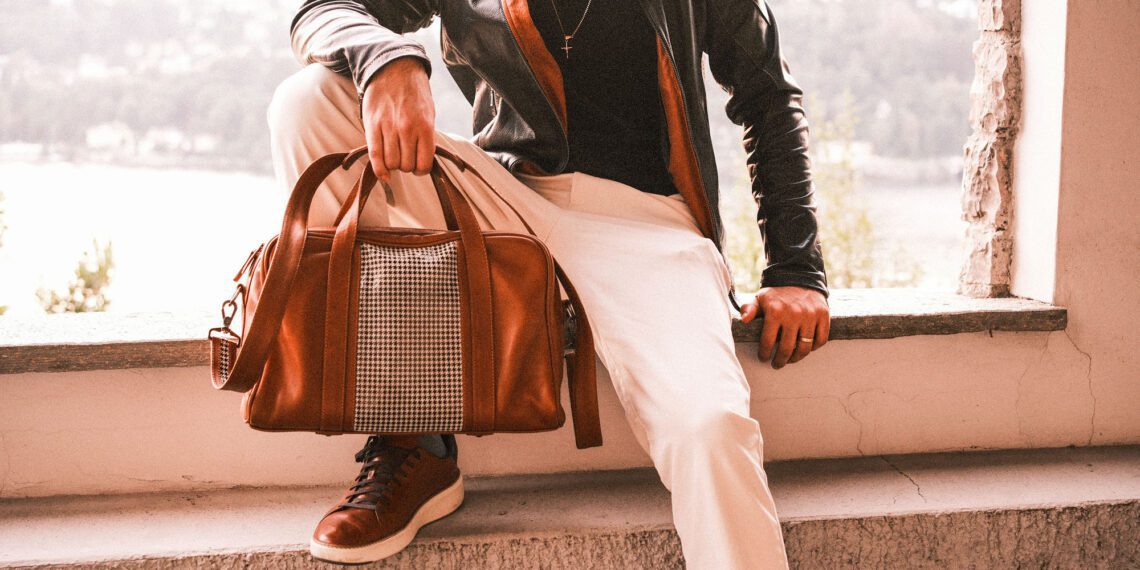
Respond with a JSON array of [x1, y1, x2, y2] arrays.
[[11, 505, 1138, 570], [0, 327, 1096, 499], [5, 446, 1139, 569], [1050, 0, 1140, 448]]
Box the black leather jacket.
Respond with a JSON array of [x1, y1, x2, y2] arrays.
[[290, 0, 829, 305]]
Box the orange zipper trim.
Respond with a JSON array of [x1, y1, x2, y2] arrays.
[[501, 0, 570, 175], [654, 35, 716, 241]]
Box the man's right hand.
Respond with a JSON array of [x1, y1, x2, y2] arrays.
[[361, 56, 437, 181]]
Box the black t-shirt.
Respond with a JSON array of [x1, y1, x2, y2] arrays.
[[527, 0, 679, 197]]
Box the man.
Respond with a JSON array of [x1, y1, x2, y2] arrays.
[[269, 0, 829, 567]]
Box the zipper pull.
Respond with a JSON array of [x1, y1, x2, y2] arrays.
[[728, 281, 743, 315], [718, 248, 744, 314]]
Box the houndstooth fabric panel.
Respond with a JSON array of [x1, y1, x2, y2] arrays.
[[353, 241, 464, 432], [218, 341, 232, 382], [210, 329, 239, 385]]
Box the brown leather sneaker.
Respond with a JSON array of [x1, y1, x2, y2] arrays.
[[310, 434, 464, 564]]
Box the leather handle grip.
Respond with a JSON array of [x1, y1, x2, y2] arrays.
[[331, 144, 465, 232]]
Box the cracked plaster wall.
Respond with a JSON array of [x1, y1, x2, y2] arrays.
[[1047, 0, 1140, 450], [0, 329, 1103, 499]]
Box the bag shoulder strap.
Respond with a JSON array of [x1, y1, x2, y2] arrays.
[[555, 262, 603, 449]]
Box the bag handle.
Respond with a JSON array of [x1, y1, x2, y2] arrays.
[[215, 144, 457, 393], [214, 149, 365, 392], [321, 147, 498, 434], [216, 143, 601, 448], [328, 145, 600, 447]]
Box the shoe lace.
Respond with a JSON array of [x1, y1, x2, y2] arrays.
[[338, 435, 423, 512]]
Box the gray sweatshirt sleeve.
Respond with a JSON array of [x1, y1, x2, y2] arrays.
[[289, 0, 440, 98]]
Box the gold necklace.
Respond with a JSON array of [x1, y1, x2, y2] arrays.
[[548, 0, 595, 59]]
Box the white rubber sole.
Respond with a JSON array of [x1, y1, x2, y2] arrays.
[[309, 474, 465, 565]]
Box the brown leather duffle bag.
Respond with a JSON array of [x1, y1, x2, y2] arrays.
[[208, 144, 602, 449]]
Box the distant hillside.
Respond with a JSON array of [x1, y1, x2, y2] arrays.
[[0, 0, 977, 173]]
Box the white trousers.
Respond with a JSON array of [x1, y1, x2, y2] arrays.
[[267, 63, 790, 570]]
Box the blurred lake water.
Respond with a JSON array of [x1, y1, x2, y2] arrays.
[[0, 161, 964, 317]]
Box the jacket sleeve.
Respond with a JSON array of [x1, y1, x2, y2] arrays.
[[290, 0, 440, 98], [703, 0, 829, 300]]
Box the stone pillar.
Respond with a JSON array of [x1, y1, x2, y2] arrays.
[[958, 0, 1022, 297]]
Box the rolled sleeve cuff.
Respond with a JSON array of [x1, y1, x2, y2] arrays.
[[354, 45, 433, 98]]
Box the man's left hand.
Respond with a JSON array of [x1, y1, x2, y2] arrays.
[[739, 286, 830, 369]]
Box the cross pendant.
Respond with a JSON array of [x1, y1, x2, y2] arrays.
[[562, 35, 573, 59]]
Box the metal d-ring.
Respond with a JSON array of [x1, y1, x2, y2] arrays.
[[221, 299, 238, 328], [562, 299, 578, 356]]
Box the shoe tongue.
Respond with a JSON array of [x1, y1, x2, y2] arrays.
[[379, 435, 422, 450]]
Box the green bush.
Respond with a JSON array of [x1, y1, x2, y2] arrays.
[[720, 89, 923, 293], [37, 239, 115, 314]]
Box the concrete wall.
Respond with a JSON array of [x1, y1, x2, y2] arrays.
[[1043, 0, 1140, 445], [1010, 0, 1065, 301], [0, 329, 1096, 498]]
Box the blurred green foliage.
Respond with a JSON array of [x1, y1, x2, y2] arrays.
[[720, 89, 924, 293], [37, 239, 116, 313]]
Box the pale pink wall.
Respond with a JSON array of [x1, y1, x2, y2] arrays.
[[1051, 0, 1140, 444], [1, 327, 1097, 499], [1010, 0, 1066, 301]]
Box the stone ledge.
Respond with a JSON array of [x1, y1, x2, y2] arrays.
[[0, 288, 1066, 375], [1, 445, 1136, 568]]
